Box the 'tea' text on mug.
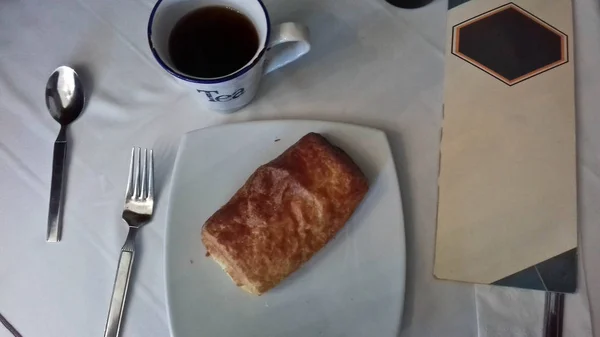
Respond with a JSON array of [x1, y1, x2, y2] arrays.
[[197, 88, 245, 102]]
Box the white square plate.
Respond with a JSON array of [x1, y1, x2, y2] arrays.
[[165, 120, 405, 337]]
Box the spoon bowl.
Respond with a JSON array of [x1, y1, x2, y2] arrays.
[[45, 66, 85, 125]]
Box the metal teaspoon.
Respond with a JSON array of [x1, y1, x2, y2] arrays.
[[45, 66, 85, 242]]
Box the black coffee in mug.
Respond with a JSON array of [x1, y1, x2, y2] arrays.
[[385, 0, 434, 8], [168, 6, 259, 78]]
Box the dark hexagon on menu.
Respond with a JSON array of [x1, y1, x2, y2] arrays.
[[451, 2, 568, 86]]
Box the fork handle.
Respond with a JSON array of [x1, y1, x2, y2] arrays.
[[544, 292, 564, 337], [104, 228, 137, 337]]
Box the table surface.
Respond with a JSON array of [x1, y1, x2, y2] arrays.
[[0, 0, 598, 336]]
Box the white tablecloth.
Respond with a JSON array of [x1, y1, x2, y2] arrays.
[[0, 0, 598, 336]]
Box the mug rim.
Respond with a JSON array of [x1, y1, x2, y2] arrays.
[[147, 0, 271, 84]]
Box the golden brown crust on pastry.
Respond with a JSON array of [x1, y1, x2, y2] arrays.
[[201, 133, 369, 295]]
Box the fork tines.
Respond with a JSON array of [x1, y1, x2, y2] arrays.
[[124, 147, 154, 211]]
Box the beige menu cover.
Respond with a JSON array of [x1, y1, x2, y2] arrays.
[[434, 0, 577, 292]]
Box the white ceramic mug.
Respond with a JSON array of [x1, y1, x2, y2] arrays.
[[148, 0, 310, 112]]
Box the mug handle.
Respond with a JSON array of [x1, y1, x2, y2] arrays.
[[263, 23, 310, 74]]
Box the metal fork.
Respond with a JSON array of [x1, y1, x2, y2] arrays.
[[104, 148, 154, 337]]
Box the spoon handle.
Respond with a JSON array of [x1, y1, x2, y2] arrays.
[[47, 126, 67, 242]]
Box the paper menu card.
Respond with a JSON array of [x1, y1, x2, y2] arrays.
[[434, 0, 577, 292]]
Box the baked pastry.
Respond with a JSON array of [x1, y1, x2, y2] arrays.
[[201, 133, 369, 295]]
